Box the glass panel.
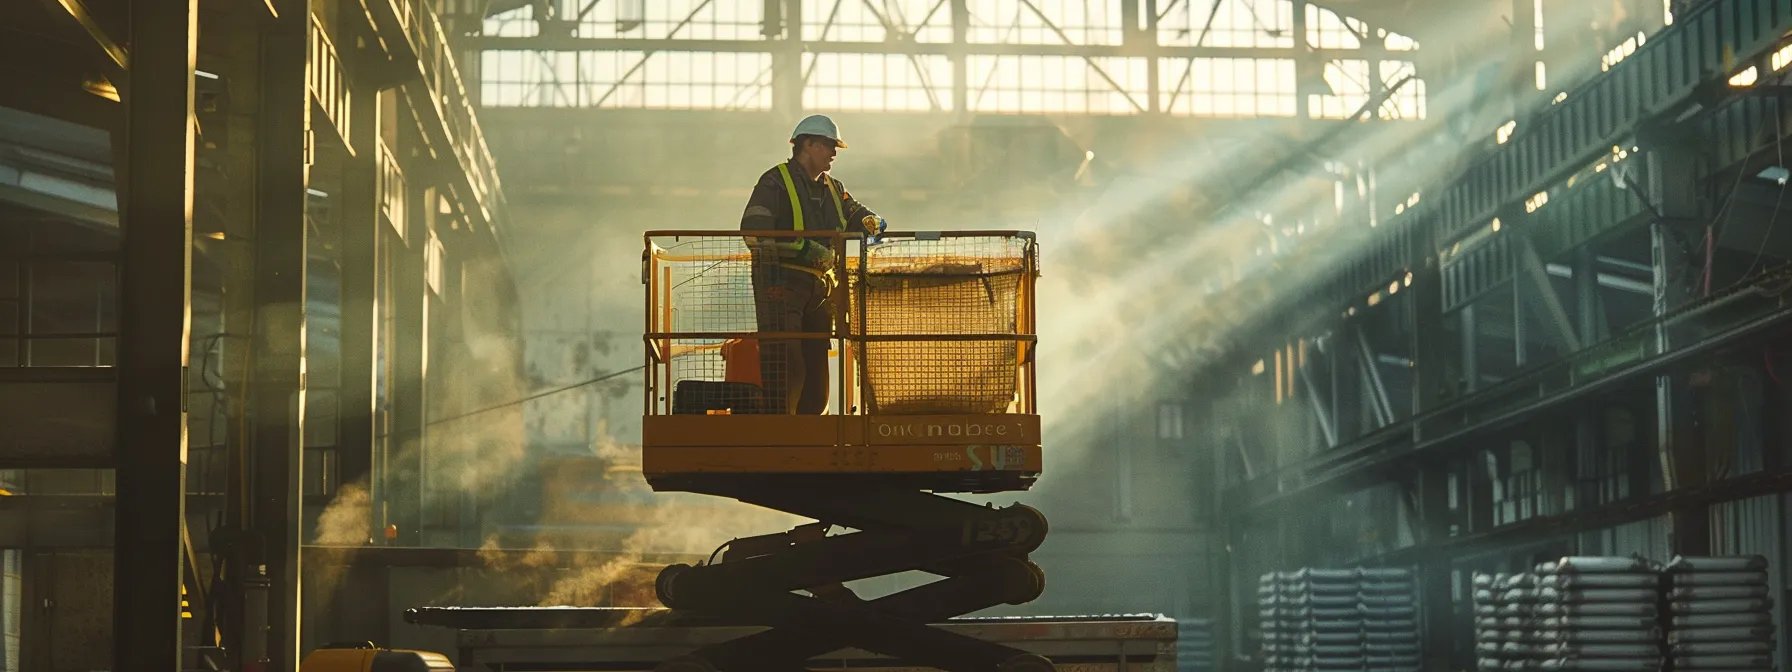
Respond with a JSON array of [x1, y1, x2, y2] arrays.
[[302, 447, 338, 496], [27, 262, 116, 335], [30, 221, 117, 255], [305, 389, 340, 448], [26, 337, 99, 366]]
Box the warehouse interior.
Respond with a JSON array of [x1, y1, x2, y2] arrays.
[[2, 0, 1791, 669]]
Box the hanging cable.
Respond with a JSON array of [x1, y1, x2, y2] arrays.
[[424, 364, 646, 428]]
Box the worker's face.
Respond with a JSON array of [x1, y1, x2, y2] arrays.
[[801, 138, 838, 173]]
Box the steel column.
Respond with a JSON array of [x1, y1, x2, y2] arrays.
[[1460, 305, 1479, 395], [1292, 0, 1310, 119], [950, 0, 967, 119], [249, 1, 311, 668], [1408, 259, 1445, 421], [1574, 247, 1600, 344], [1645, 137, 1708, 555], [771, 0, 803, 118], [336, 39, 383, 507], [113, 0, 199, 667], [1513, 267, 1528, 368], [1416, 463, 1453, 670], [387, 183, 429, 547]]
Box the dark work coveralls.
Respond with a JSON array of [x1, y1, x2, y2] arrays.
[[739, 159, 878, 414]]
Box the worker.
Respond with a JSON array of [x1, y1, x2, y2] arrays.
[[740, 114, 885, 415]]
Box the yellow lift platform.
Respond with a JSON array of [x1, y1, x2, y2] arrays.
[[640, 230, 1051, 672]]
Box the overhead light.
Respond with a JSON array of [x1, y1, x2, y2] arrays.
[[1496, 120, 1518, 145], [195, 70, 220, 80], [1757, 166, 1790, 185], [1730, 66, 1759, 87], [1085, 150, 1095, 160], [307, 188, 329, 198]]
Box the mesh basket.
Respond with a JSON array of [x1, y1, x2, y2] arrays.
[[654, 237, 768, 414], [855, 236, 1027, 415]]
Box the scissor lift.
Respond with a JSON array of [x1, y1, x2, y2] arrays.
[[641, 230, 1050, 672]]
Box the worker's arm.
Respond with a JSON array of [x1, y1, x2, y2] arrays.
[[835, 179, 881, 233], [742, 168, 793, 256], [741, 168, 790, 231]]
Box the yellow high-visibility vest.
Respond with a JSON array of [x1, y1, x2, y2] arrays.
[[775, 163, 847, 253]]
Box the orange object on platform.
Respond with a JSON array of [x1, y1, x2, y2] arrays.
[[721, 338, 761, 386]]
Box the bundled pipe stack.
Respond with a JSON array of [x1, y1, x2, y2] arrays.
[[1259, 572, 1292, 672], [1473, 573, 1542, 671], [1179, 617, 1215, 672], [1258, 567, 1422, 672], [1663, 555, 1776, 671], [1360, 567, 1422, 672], [1531, 556, 1663, 672]]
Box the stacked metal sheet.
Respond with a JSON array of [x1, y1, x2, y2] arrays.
[[1530, 556, 1663, 672], [1663, 555, 1777, 671], [1473, 572, 1543, 671], [1259, 567, 1421, 672], [1179, 617, 1215, 672]]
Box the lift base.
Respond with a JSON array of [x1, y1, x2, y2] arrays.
[[648, 484, 1052, 672]]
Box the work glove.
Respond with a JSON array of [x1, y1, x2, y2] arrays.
[[862, 216, 888, 246], [798, 239, 836, 268]]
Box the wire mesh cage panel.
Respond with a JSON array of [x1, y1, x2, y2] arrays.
[[645, 231, 1036, 420], [855, 236, 1030, 415]]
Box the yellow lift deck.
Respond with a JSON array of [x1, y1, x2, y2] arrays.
[[639, 230, 1052, 672]]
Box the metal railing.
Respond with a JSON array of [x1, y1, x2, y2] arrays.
[[392, 0, 505, 224], [642, 230, 1039, 419], [307, 11, 349, 146], [377, 136, 406, 238]]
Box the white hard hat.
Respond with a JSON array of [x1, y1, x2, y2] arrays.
[[790, 114, 847, 148]]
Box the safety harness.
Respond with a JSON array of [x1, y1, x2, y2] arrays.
[[774, 162, 847, 287]]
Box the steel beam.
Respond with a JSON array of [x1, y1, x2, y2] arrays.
[[1424, 0, 1792, 242], [1226, 290, 1792, 517], [1298, 361, 1338, 448], [38, 0, 129, 71], [112, 0, 198, 667], [248, 1, 311, 668], [1368, 462, 1792, 566], [462, 35, 1393, 61], [1515, 236, 1582, 353], [1353, 324, 1394, 427]]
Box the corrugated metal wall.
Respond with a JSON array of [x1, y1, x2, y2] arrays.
[[1711, 495, 1786, 671]]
